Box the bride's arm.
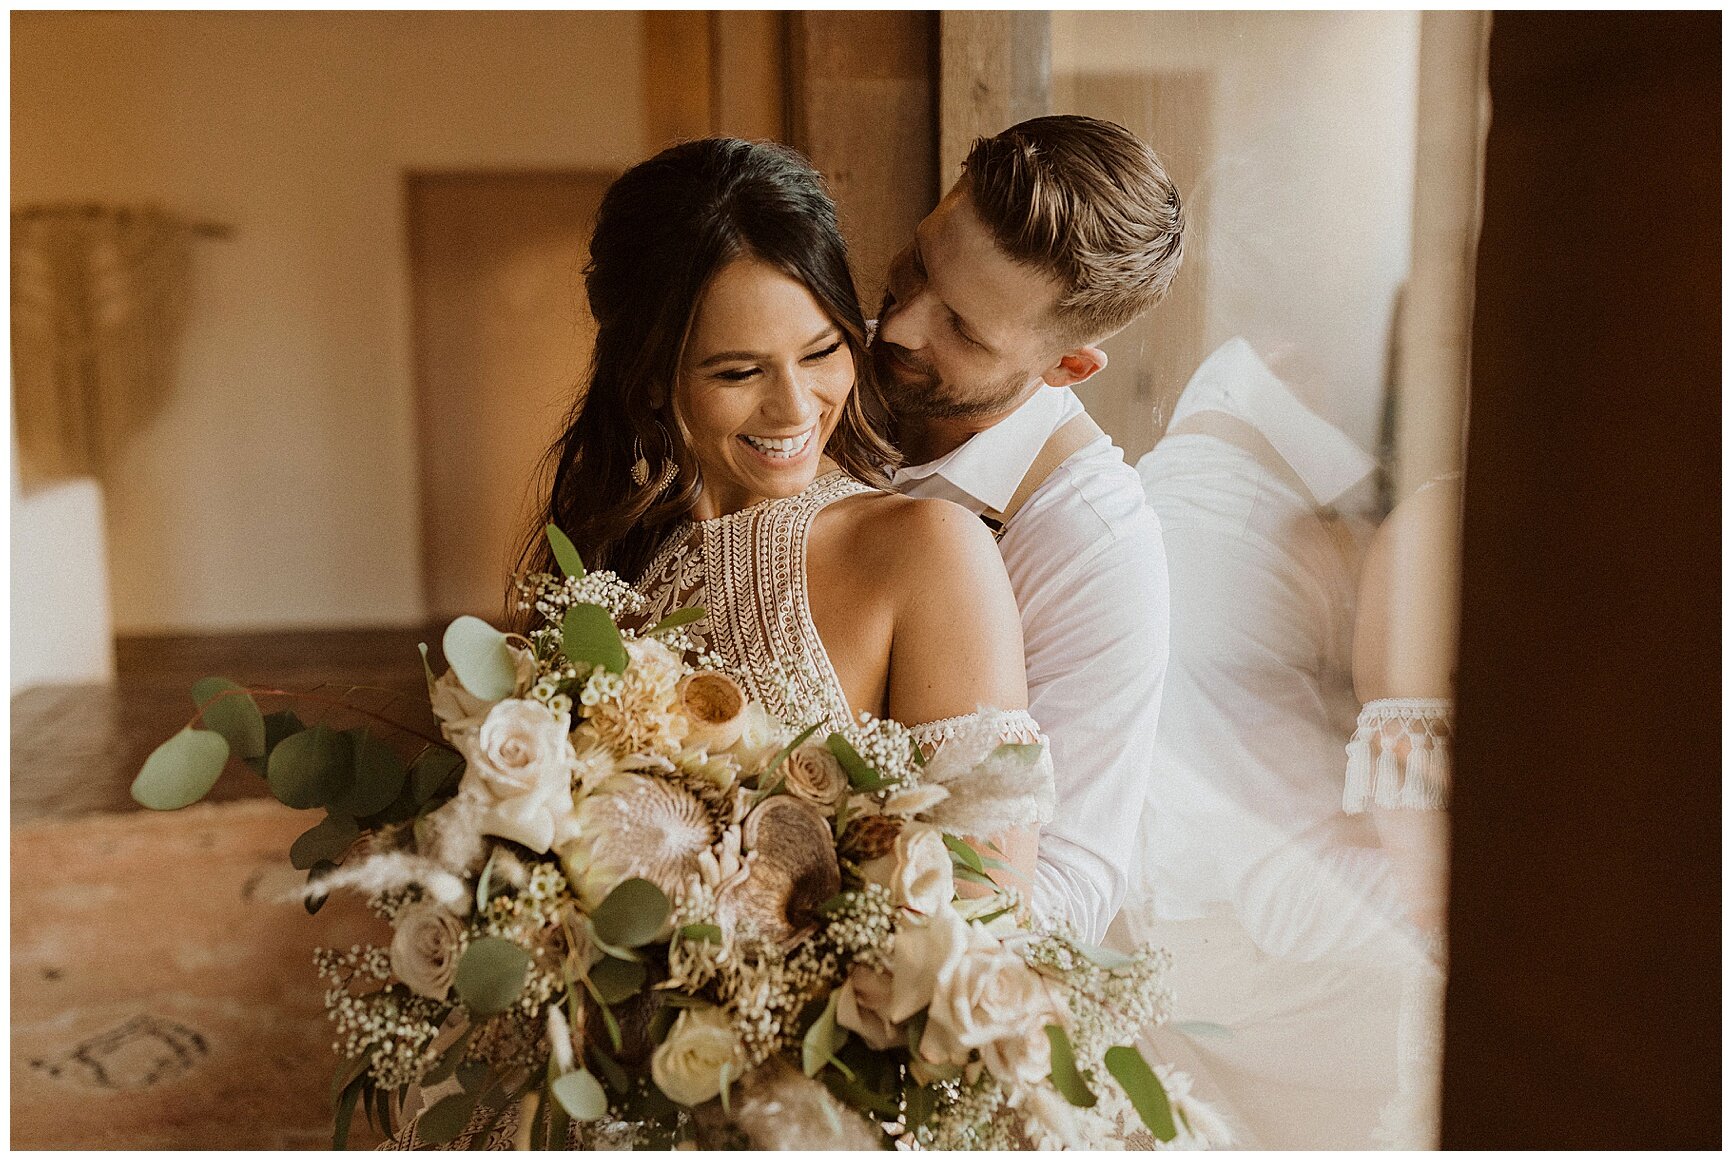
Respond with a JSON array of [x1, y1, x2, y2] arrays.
[[877, 498, 1039, 890]]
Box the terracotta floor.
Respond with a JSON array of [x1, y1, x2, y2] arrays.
[[12, 625, 444, 1149]]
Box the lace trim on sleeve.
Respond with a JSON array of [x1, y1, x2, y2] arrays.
[[907, 708, 1054, 833], [908, 708, 1042, 750], [1343, 697, 1453, 813]]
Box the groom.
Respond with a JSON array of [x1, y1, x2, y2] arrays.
[[870, 115, 1184, 943]]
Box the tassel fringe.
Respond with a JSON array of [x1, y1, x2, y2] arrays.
[[1342, 698, 1454, 814]]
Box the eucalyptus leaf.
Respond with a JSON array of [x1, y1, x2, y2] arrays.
[[546, 523, 586, 579], [443, 615, 519, 701], [333, 1075, 364, 1150], [588, 955, 647, 1005], [826, 732, 891, 790], [590, 877, 670, 948], [425, 1025, 477, 1085], [267, 725, 352, 810], [329, 730, 408, 818], [410, 747, 465, 803], [905, 1084, 937, 1129], [952, 863, 998, 888], [454, 937, 531, 1017], [417, 1090, 481, 1146], [1104, 1045, 1176, 1142], [305, 861, 336, 915], [248, 709, 308, 776], [290, 812, 361, 870], [1045, 1024, 1097, 1108], [644, 606, 705, 637], [679, 923, 722, 944], [191, 677, 266, 760], [586, 1046, 631, 1095], [561, 603, 629, 674], [551, 1069, 608, 1122], [130, 728, 230, 811], [547, 1087, 572, 1148], [579, 975, 624, 1052], [801, 991, 847, 1078], [942, 833, 986, 874]]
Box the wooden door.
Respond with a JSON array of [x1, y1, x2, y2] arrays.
[[407, 172, 612, 622]]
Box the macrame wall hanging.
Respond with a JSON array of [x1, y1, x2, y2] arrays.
[[11, 203, 229, 489]]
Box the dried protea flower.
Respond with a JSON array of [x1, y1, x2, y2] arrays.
[[677, 672, 748, 753], [839, 814, 903, 863], [719, 796, 840, 948], [557, 773, 717, 911]]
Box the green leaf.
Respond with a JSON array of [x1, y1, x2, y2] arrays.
[[425, 1026, 476, 1085], [546, 523, 586, 579], [456, 1061, 491, 1093], [1075, 940, 1138, 970], [443, 615, 519, 701], [826, 732, 892, 790], [905, 1083, 937, 1129], [546, 1084, 572, 1147], [333, 1074, 364, 1149], [801, 990, 847, 1077], [759, 722, 822, 782], [587, 1045, 630, 1095], [561, 603, 629, 674], [579, 974, 624, 1052], [942, 833, 986, 874], [248, 709, 308, 776], [332, 1052, 372, 1109], [454, 937, 531, 1017], [551, 1069, 608, 1121], [130, 727, 230, 810], [1045, 1025, 1097, 1107], [475, 851, 497, 913], [191, 677, 267, 760], [290, 812, 361, 870], [644, 606, 705, 636], [1104, 1045, 1176, 1142], [590, 877, 671, 948], [588, 955, 647, 1005], [329, 730, 408, 818], [952, 863, 998, 888], [991, 742, 1046, 763], [679, 923, 723, 944], [410, 747, 465, 803], [267, 725, 352, 810], [417, 1090, 480, 1146]]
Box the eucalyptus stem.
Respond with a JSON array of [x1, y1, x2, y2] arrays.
[[190, 686, 448, 748]]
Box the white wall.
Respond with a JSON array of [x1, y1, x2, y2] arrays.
[[1052, 11, 1420, 453], [11, 11, 646, 634], [11, 436, 116, 690]]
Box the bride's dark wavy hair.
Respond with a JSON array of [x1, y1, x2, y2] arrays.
[[509, 137, 899, 623]]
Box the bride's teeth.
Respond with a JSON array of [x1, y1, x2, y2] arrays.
[[741, 430, 812, 459]]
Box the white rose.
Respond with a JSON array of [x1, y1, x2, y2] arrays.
[[389, 903, 465, 1000], [430, 646, 538, 742], [885, 906, 972, 1029], [835, 966, 902, 1051], [455, 698, 577, 853], [783, 744, 848, 813], [858, 826, 955, 915], [651, 1006, 745, 1107], [920, 928, 1060, 1075], [727, 702, 787, 771]]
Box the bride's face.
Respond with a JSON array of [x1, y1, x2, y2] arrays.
[[675, 254, 855, 519]]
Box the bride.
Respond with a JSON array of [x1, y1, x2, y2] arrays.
[[387, 138, 1050, 1148]]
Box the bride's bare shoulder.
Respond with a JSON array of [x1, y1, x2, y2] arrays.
[[828, 490, 1002, 571]]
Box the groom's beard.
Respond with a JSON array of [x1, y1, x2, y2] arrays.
[[870, 300, 1030, 424]]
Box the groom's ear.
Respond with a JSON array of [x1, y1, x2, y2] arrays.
[[1040, 345, 1109, 390]]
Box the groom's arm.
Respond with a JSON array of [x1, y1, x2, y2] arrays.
[[1014, 498, 1170, 945]]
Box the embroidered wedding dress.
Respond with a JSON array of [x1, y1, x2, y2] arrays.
[[383, 468, 1053, 1150]]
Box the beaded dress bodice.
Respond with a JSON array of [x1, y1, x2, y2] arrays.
[[635, 469, 873, 730]]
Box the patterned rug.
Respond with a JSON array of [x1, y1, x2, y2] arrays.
[[12, 798, 387, 1149]]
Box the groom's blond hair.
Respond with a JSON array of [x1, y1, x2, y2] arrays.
[[963, 115, 1185, 344]]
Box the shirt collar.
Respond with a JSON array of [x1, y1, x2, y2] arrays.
[[891, 386, 1081, 513], [1169, 337, 1377, 506]]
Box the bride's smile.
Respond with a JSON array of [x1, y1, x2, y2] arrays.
[[676, 254, 855, 520]]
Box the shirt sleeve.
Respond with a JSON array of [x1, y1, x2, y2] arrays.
[[1016, 500, 1171, 944]]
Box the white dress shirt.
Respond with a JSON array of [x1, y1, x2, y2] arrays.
[[890, 385, 1170, 944]]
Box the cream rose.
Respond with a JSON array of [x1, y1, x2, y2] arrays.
[[920, 928, 1061, 1075], [651, 1006, 745, 1107], [885, 906, 972, 1031], [726, 702, 787, 772], [783, 744, 848, 813], [389, 903, 465, 1000], [858, 826, 955, 915], [835, 965, 901, 1051], [430, 646, 537, 741], [455, 698, 577, 853]]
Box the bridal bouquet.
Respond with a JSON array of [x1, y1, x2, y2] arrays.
[[132, 526, 1210, 1150]]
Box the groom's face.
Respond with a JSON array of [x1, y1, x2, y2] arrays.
[[872, 185, 1068, 423]]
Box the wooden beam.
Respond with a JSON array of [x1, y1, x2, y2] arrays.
[[938, 12, 1051, 185]]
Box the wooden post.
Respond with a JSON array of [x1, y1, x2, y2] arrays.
[[938, 12, 1051, 185]]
